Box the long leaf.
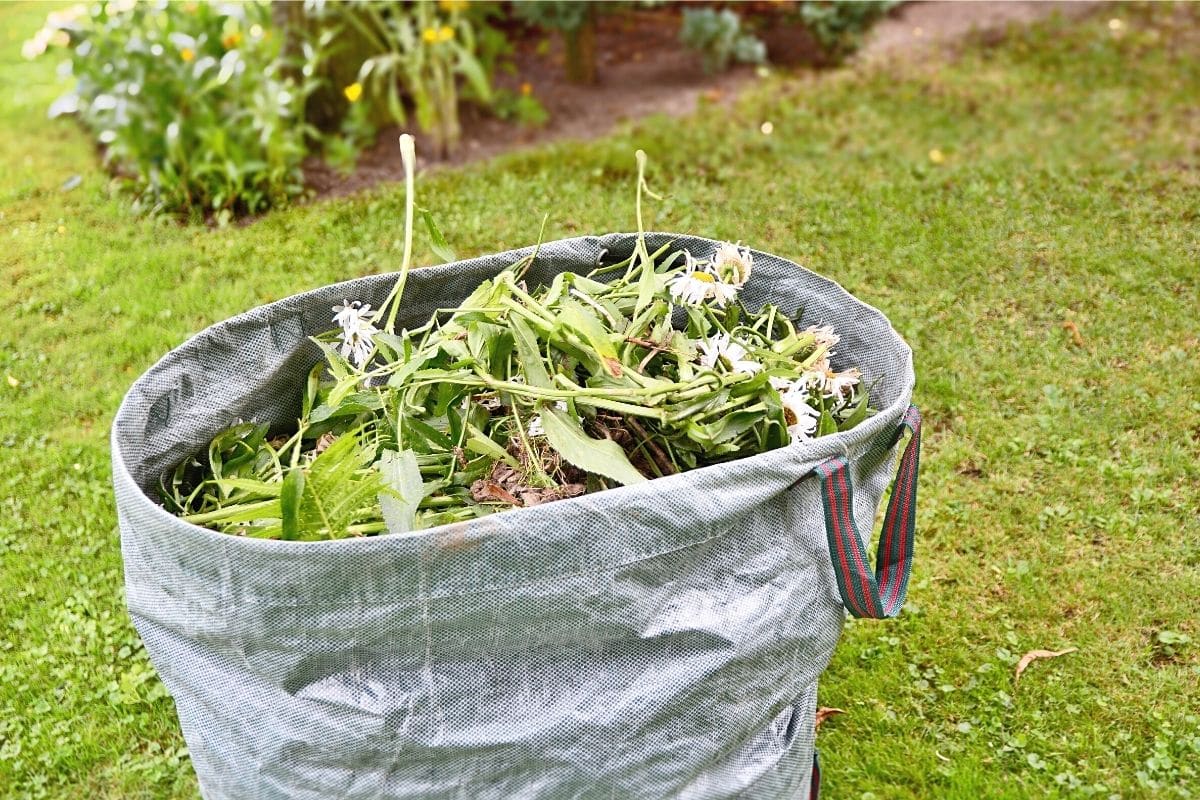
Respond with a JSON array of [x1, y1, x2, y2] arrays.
[[419, 207, 457, 263], [279, 467, 304, 541], [540, 406, 646, 486], [377, 449, 426, 535], [510, 316, 552, 388]]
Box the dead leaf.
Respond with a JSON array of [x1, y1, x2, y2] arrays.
[[1061, 320, 1085, 347], [469, 480, 522, 507], [1015, 647, 1077, 684], [602, 356, 624, 378], [814, 707, 846, 730]]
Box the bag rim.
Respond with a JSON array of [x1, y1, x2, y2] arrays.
[[112, 232, 915, 553]]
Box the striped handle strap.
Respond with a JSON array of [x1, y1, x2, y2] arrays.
[[813, 404, 921, 619]]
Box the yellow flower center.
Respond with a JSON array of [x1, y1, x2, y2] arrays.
[[180, 47, 195, 62], [692, 272, 715, 283], [438, 25, 455, 42]]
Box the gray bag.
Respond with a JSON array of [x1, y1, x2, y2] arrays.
[[112, 233, 920, 800]]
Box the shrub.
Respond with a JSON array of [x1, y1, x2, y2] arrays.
[[679, 8, 767, 75], [794, 0, 899, 64], [27, 1, 325, 221], [513, 1, 601, 84], [323, 0, 494, 158]]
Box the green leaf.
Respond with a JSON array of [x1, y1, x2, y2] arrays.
[[377, 449, 426, 535], [838, 390, 870, 432], [214, 477, 282, 499], [464, 423, 520, 467], [817, 407, 839, 437], [280, 467, 304, 541], [510, 316, 553, 388], [540, 406, 647, 486], [418, 207, 457, 263]]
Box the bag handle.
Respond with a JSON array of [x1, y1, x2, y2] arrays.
[[811, 404, 921, 619]]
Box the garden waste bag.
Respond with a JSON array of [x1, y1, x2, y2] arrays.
[[112, 233, 921, 800]]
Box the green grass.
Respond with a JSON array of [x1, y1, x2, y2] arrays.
[[2, 2, 1199, 797]]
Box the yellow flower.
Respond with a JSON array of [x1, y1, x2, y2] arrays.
[[222, 32, 241, 49], [180, 47, 195, 62], [520, 82, 532, 96], [343, 82, 363, 103], [928, 148, 945, 164], [422, 27, 438, 43], [439, 0, 469, 13], [438, 25, 455, 43]]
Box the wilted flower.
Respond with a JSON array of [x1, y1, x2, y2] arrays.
[[826, 368, 861, 399], [332, 300, 379, 368], [804, 324, 840, 352], [697, 333, 761, 374], [710, 241, 753, 287]]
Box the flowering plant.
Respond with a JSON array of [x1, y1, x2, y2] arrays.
[[326, 0, 493, 157], [164, 139, 872, 540], [26, 1, 325, 220]]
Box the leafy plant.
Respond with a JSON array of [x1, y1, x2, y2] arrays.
[[679, 7, 767, 74], [513, 0, 601, 84], [794, 0, 898, 64], [164, 141, 873, 540], [493, 84, 549, 128], [27, 1, 326, 221], [326, 0, 493, 157]]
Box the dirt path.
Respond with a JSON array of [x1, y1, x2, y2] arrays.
[[304, 1, 1103, 200], [861, 1, 1101, 60]]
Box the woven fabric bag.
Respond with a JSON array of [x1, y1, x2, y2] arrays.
[[112, 233, 920, 800]]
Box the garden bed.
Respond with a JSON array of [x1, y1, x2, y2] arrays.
[[303, 1, 1101, 201]]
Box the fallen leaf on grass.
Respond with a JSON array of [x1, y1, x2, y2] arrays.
[[815, 707, 846, 730], [1061, 320, 1085, 347], [1015, 647, 1077, 684]]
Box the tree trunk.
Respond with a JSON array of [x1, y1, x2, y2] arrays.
[[563, 8, 597, 85]]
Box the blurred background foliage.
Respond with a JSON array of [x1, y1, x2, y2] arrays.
[[23, 0, 895, 222]]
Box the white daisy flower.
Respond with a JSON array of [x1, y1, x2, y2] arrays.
[[710, 241, 753, 287], [668, 254, 719, 306], [668, 253, 741, 308], [804, 324, 841, 351], [339, 330, 375, 368], [697, 333, 762, 374], [332, 299, 379, 368], [707, 279, 740, 308], [333, 299, 374, 332], [527, 401, 567, 437], [779, 384, 821, 443]]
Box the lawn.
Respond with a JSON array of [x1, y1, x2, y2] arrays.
[[1, 2, 1198, 798]]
